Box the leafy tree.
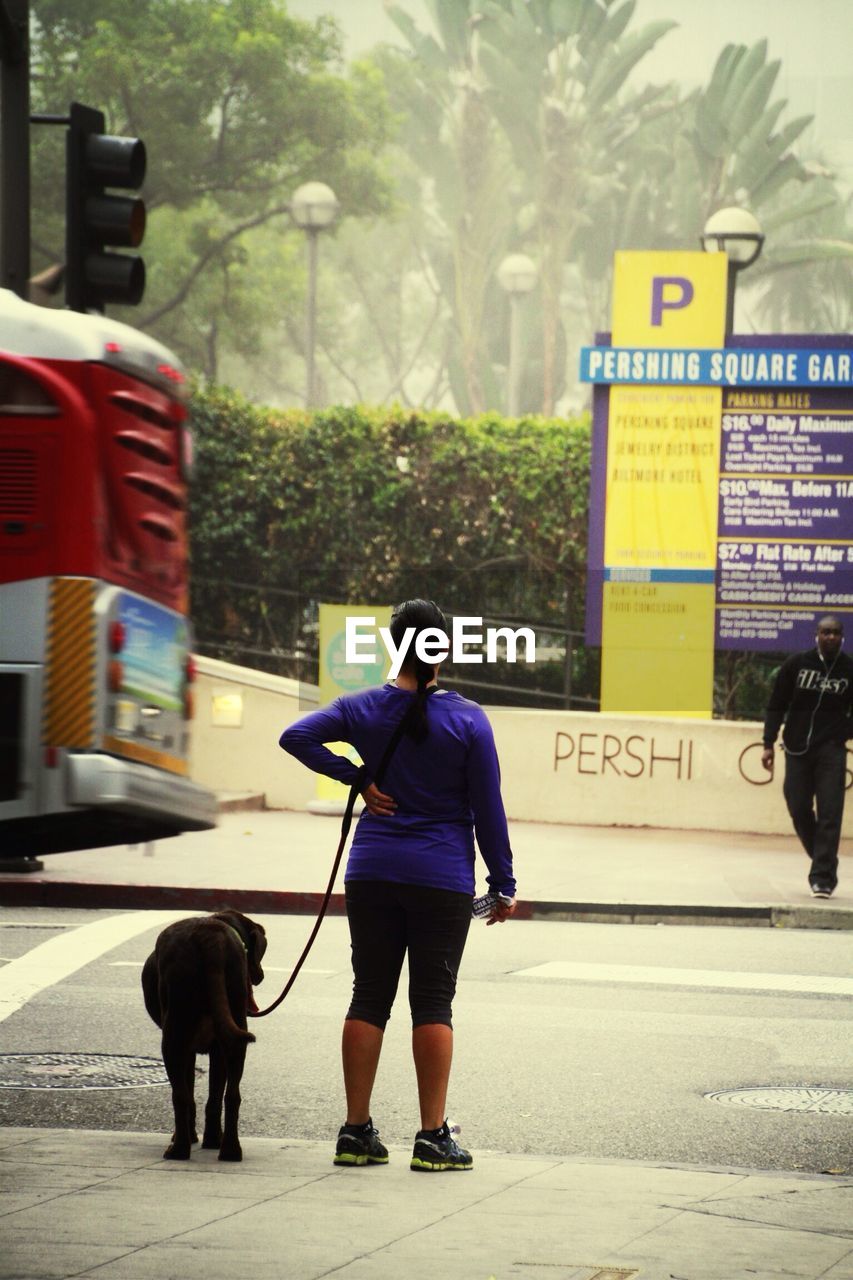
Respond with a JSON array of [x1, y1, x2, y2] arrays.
[[376, 14, 852, 417], [477, 0, 677, 412], [687, 40, 814, 218], [602, 39, 853, 344], [591, 40, 853, 333], [714, 650, 781, 722], [29, 0, 394, 374], [29, 2, 852, 411], [379, 0, 680, 416], [752, 183, 853, 333], [384, 0, 516, 415]]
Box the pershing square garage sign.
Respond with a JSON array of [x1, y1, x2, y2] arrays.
[[583, 340, 853, 654], [580, 251, 853, 716]]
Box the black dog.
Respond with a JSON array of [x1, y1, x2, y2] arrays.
[[142, 909, 267, 1161]]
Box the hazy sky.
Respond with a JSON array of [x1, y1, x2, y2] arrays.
[[289, 0, 853, 184]]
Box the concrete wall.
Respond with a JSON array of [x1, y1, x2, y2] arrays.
[[191, 656, 318, 810], [189, 657, 852, 835], [489, 705, 851, 836]]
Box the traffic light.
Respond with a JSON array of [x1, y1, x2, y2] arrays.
[[65, 102, 146, 313]]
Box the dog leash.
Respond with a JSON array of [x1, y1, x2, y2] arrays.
[[248, 689, 434, 1018]]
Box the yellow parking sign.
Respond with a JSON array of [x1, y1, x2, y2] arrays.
[[612, 250, 727, 347], [602, 252, 727, 717], [314, 603, 391, 805]]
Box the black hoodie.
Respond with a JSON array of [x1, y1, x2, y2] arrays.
[[763, 647, 853, 753]]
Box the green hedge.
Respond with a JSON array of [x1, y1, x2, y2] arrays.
[[187, 385, 594, 704], [186, 383, 778, 718]]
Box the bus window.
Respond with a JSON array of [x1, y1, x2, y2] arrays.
[[0, 366, 59, 415]]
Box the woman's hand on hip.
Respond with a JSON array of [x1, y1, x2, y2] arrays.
[[361, 782, 396, 816]]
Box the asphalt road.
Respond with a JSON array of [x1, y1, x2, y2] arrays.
[[1, 906, 851, 1175]]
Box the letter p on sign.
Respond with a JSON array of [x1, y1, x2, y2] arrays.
[[611, 252, 726, 347], [650, 276, 694, 327]]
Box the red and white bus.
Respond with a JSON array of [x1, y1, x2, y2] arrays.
[[0, 289, 216, 858]]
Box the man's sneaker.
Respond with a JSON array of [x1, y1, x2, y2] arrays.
[[333, 1119, 388, 1166], [811, 883, 834, 898], [410, 1121, 473, 1172]]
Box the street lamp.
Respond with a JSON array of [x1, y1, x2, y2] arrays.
[[700, 206, 764, 336], [497, 252, 537, 416], [290, 181, 339, 409]]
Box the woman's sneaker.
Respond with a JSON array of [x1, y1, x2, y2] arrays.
[[410, 1121, 473, 1171], [333, 1119, 388, 1166]]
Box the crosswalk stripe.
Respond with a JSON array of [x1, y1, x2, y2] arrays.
[[513, 960, 853, 997], [110, 961, 335, 975], [0, 912, 187, 1024]]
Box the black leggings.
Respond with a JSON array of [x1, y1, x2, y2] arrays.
[[344, 880, 472, 1030]]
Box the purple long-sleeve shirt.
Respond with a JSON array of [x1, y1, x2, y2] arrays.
[[279, 684, 516, 898]]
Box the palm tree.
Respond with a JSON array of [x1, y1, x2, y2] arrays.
[[385, 0, 516, 414], [478, 0, 677, 412], [754, 185, 853, 333]]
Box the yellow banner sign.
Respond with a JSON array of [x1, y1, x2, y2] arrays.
[[604, 384, 722, 570], [601, 252, 727, 718], [315, 603, 390, 804]]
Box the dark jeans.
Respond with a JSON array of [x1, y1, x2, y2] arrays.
[[344, 879, 472, 1030], [783, 741, 847, 890]]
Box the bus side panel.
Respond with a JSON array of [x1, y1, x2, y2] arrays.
[[97, 586, 191, 777], [0, 352, 101, 588], [43, 577, 98, 750], [0, 351, 188, 614], [60, 361, 188, 613], [1, 576, 216, 854], [0, 312, 214, 854]]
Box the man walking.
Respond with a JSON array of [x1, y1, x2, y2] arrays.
[[761, 615, 853, 897]]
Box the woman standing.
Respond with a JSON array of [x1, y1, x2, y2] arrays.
[[279, 599, 516, 1172]]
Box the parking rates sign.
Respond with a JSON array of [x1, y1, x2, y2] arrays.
[[582, 251, 853, 718]]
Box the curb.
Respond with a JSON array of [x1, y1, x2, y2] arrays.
[[0, 880, 850, 929], [0, 880, 347, 915], [522, 901, 771, 927], [769, 904, 853, 931], [217, 792, 266, 813], [522, 900, 853, 931]]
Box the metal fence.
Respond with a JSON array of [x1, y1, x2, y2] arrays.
[[191, 576, 600, 710], [192, 575, 783, 719]]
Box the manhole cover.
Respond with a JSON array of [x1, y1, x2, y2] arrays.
[[706, 1087, 853, 1115], [0, 1053, 179, 1090]]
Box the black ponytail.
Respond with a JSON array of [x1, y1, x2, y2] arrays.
[[389, 598, 448, 741]]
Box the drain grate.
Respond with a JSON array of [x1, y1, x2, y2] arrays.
[[705, 1087, 853, 1115], [508, 1269, 637, 1279], [0, 1053, 179, 1090]]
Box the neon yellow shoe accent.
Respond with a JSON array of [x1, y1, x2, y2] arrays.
[[410, 1155, 472, 1171]]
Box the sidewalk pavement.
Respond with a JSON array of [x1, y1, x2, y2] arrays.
[[2, 1126, 852, 1280], [0, 802, 851, 930], [2, 812, 853, 1279]]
